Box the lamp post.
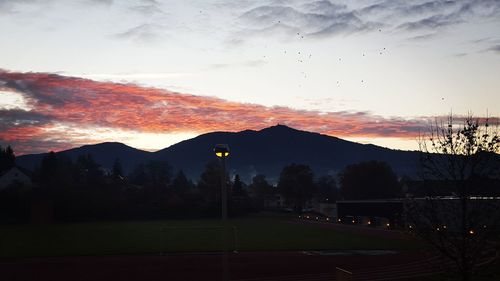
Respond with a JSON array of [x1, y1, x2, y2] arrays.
[[214, 144, 230, 221], [214, 144, 230, 281]]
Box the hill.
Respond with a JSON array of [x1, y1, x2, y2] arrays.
[[16, 125, 420, 182], [16, 142, 151, 174], [152, 125, 419, 182]]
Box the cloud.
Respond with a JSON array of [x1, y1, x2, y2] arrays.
[[407, 32, 438, 41], [114, 23, 167, 42], [0, 69, 443, 155], [0, 0, 39, 14], [485, 44, 500, 54], [397, 13, 461, 31], [209, 59, 268, 69], [230, 0, 500, 42], [234, 2, 379, 41], [129, 0, 165, 17], [85, 0, 113, 5]]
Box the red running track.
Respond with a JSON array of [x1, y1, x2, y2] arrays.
[[0, 250, 441, 281]]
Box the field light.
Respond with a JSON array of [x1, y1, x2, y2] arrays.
[[386, 223, 390, 227], [214, 144, 230, 158], [368, 221, 371, 225], [326, 217, 330, 221], [469, 229, 475, 235]]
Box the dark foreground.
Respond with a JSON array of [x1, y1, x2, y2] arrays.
[[1, 250, 443, 281]]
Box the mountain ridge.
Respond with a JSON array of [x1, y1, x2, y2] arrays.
[[15, 125, 420, 182]]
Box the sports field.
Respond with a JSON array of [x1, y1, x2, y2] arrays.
[[0, 216, 417, 258]]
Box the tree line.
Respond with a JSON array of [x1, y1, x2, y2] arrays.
[[0, 146, 405, 223]]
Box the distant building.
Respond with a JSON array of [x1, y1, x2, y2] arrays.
[[0, 166, 32, 189], [336, 199, 404, 227], [314, 202, 337, 218]]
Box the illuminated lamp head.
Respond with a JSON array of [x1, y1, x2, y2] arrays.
[[214, 144, 230, 158]]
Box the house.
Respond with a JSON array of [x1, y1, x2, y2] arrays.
[[0, 166, 32, 189]]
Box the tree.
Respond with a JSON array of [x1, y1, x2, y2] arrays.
[[129, 163, 147, 185], [171, 170, 193, 196], [316, 175, 338, 203], [39, 151, 58, 185], [232, 174, 246, 197], [112, 158, 123, 180], [144, 160, 171, 189], [197, 161, 229, 206], [75, 154, 103, 185], [248, 174, 274, 209], [407, 114, 500, 281], [339, 161, 400, 200], [277, 164, 315, 213], [0, 145, 15, 172]]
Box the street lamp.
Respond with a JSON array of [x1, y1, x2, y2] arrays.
[[214, 144, 230, 281], [214, 144, 230, 221]]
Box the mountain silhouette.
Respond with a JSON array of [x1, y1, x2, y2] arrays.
[[16, 142, 151, 175], [16, 125, 420, 183]]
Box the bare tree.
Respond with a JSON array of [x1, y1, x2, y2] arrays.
[[406, 114, 500, 281]]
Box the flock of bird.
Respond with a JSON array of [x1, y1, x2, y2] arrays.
[[258, 24, 389, 89]]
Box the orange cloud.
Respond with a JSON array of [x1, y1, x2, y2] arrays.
[[0, 69, 445, 154]]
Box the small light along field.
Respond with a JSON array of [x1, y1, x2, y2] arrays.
[[0, 216, 416, 258]]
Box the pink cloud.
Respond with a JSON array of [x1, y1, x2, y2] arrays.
[[0, 69, 457, 154]]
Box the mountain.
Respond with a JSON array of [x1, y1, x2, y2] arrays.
[[16, 125, 420, 182], [152, 125, 420, 182], [16, 142, 151, 174]]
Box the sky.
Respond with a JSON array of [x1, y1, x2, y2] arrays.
[[0, 0, 499, 155]]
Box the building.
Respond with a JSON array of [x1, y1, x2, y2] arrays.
[[0, 166, 32, 189], [336, 199, 404, 227]]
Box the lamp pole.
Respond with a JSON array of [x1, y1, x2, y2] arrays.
[[214, 144, 230, 221], [214, 144, 230, 281], [221, 156, 227, 221]]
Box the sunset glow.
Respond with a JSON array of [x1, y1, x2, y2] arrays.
[[1, 0, 499, 154]]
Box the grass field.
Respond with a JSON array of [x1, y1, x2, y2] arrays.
[[0, 216, 416, 258]]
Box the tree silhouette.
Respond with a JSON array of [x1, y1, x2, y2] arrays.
[[197, 161, 229, 206], [0, 145, 15, 172], [316, 175, 338, 203], [112, 158, 123, 180], [232, 174, 246, 197], [248, 174, 274, 209], [407, 114, 500, 281], [277, 164, 315, 213], [339, 161, 400, 200], [171, 170, 193, 196]]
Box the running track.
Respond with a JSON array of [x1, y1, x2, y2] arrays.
[[0, 250, 443, 281]]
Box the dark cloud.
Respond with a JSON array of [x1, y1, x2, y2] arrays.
[[0, 109, 51, 130], [407, 32, 438, 41], [232, 0, 500, 41], [397, 13, 462, 31], [485, 44, 500, 54], [237, 3, 380, 39]]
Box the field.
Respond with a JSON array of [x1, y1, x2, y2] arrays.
[[0, 216, 416, 258]]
